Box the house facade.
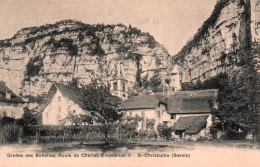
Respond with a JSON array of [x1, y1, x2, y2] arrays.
[[166, 89, 218, 140], [118, 95, 168, 131], [0, 82, 25, 119], [118, 89, 218, 140], [41, 83, 89, 125]]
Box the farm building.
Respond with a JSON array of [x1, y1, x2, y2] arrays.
[[0, 82, 25, 119], [41, 83, 89, 125], [166, 89, 218, 140], [118, 94, 168, 131], [118, 89, 218, 140]]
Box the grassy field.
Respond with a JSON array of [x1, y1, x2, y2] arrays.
[[0, 140, 259, 154]]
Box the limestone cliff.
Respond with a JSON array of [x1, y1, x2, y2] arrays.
[[0, 20, 173, 99], [174, 0, 260, 83]]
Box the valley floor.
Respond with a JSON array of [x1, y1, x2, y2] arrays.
[[1, 140, 260, 153]]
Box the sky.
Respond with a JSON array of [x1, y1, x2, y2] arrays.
[[0, 0, 217, 55]]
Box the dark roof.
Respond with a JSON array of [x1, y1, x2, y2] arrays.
[[174, 115, 209, 134], [167, 89, 218, 114], [42, 83, 87, 110], [118, 94, 167, 110], [0, 82, 25, 103], [55, 83, 87, 109]]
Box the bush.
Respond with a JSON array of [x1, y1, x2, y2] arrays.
[[0, 116, 15, 125], [0, 124, 23, 143], [197, 136, 208, 141], [223, 128, 247, 140], [157, 124, 174, 140]]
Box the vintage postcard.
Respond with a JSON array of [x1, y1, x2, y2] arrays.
[[0, 0, 260, 166]]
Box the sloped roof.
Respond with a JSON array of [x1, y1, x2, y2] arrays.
[[54, 83, 87, 109], [0, 82, 25, 103], [174, 115, 209, 134], [167, 89, 218, 114], [41, 83, 87, 110], [118, 94, 167, 110]]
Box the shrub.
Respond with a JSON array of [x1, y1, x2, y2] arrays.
[[157, 124, 174, 140], [146, 119, 155, 131], [0, 116, 15, 125], [223, 128, 247, 140], [0, 124, 23, 143]]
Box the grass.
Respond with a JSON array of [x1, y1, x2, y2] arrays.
[[1, 139, 259, 154]]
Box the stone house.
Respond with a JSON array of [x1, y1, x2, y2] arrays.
[[166, 89, 219, 140], [0, 82, 25, 119], [118, 89, 218, 139], [41, 83, 89, 125], [118, 95, 168, 131]]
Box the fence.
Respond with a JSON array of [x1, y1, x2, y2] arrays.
[[0, 124, 164, 144]]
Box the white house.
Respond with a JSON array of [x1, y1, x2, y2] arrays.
[[166, 89, 219, 140], [41, 83, 89, 125], [0, 82, 25, 119], [118, 94, 168, 131]]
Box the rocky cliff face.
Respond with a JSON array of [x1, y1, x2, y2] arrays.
[[174, 0, 260, 83], [0, 20, 173, 99]]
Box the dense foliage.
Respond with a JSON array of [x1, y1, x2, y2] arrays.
[[157, 123, 174, 140], [181, 44, 259, 140], [81, 81, 122, 143]]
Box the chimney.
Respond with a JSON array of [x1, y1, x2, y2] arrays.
[[6, 90, 11, 99]]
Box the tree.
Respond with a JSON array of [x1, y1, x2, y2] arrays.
[[118, 115, 143, 141], [81, 81, 122, 143], [22, 107, 37, 126], [210, 44, 259, 140]]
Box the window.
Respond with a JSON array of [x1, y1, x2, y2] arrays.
[[58, 96, 61, 102], [58, 107, 61, 113], [113, 82, 118, 91], [130, 111, 132, 117], [46, 112, 48, 118], [158, 111, 160, 118], [73, 110, 76, 114], [171, 114, 176, 120], [122, 83, 125, 92]]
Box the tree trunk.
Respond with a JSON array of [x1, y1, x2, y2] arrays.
[[18, 132, 22, 144], [35, 132, 39, 144], [0, 132, 2, 144], [105, 126, 108, 144], [63, 132, 65, 143]]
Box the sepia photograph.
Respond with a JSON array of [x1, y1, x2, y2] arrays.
[[0, 0, 259, 166]]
